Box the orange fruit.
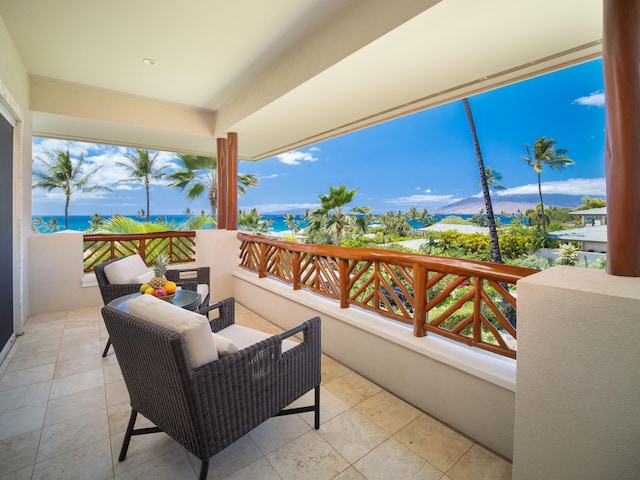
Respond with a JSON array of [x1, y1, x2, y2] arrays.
[[164, 281, 177, 294]]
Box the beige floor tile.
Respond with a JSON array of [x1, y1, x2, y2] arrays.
[[0, 430, 40, 477], [267, 430, 350, 480], [60, 328, 102, 348], [44, 385, 106, 426], [249, 412, 311, 454], [446, 445, 511, 480], [0, 465, 34, 479], [108, 401, 137, 436], [36, 409, 109, 462], [0, 381, 51, 414], [321, 354, 352, 384], [54, 353, 103, 379], [319, 409, 389, 463], [112, 430, 183, 476], [334, 466, 367, 480], [49, 367, 104, 399], [395, 414, 473, 472], [354, 437, 443, 480], [103, 362, 124, 384], [56, 340, 102, 361], [291, 386, 350, 426], [222, 456, 281, 480], [354, 390, 421, 435], [4, 349, 58, 374], [115, 448, 195, 480], [0, 364, 55, 391], [324, 371, 382, 407], [5, 338, 59, 358], [0, 402, 46, 441], [105, 379, 130, 407], [200, 434, 264, 480], [17, 328, 63, 346], [32, 437, 113, 480]]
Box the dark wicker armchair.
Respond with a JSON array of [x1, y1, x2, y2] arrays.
[[94, 256, 211, 356], [101, 297, 321, 480]]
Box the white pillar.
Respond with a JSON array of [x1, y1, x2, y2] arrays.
[[513, 266, 640, 480]]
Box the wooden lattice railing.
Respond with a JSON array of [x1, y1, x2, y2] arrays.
[[239, 232, 538, 358], [83, 231, 196, 273]]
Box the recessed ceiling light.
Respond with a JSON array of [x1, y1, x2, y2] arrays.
[[143, 58, 158, 67]]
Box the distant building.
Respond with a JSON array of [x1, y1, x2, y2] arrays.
[[569, 206, 607, 227], [547, 225, 607, 253], [418, 223, 490, 235]]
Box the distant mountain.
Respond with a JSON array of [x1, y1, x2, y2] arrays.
[[434, 194, 602, 214]]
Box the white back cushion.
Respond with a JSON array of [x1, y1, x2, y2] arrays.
[[127, 294, 218, 367], [104, 255, 152, 284], [217, 324, 299, 353]]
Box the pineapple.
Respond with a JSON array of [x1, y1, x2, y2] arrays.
[[149, 254, 168, 288]]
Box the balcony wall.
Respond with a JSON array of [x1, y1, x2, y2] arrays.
[[27, 229, 240, 317], [513, 266, 640, 480], [233, 268, 516, 459]]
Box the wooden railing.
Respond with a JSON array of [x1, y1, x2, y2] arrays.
[[83, 231, 196, 273], [238, 232, 538, 359]]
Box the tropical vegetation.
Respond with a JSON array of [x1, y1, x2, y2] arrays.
[[32, 148, 112, 229], [167, 154, 258, 220], [116, 149, 169, 221], [522, 136, 574, 232]]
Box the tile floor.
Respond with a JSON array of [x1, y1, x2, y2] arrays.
[[0, 302, 512, 480]]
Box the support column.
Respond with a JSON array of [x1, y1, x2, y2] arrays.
[[226, 132, 238, 230], [216, 138, 228, 229], [603, 0, 640, 276]]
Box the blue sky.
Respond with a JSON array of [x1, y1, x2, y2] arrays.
[[32, 58, 606, 217]]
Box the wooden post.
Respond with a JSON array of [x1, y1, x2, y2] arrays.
[[216, 137, 228, 230], [603, 0, 640, 276], [413, 265, 427, 337], [226, 132, 238, 230], [339, 258, 349, 308]]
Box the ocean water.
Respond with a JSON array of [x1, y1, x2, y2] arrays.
[[31, 213, 512, 234], [31, 214, 306, 233]]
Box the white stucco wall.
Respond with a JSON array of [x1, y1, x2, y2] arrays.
[[0, 15, 31, 333], [233, 268, 517, 459], [514, 267, 640, 480], [27, 229, 241, 315]]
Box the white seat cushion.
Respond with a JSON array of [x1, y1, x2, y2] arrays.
[[127, 294, 218, 367], [216, 324, 299, 353], [197, 284, 209, 304], [104, 255, 152, 284]]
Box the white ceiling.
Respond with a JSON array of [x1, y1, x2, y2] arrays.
[[0, 0, 602, 160]]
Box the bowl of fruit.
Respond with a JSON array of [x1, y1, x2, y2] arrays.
[[139, 255, 178, 302]]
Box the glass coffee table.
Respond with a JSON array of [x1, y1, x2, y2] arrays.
[[108, 289, 202, 312]]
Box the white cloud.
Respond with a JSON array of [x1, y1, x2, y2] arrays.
[[275, 150, 319, 165], [387, 193, 462, 209], [241, 203, 320, 213], [573, 91, 605, 108], [495, 177, 606, 196], [261, 174, 280, 179]]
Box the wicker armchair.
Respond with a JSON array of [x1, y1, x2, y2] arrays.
[[101, 297, 321, 480], [94, 256, 210, 356]]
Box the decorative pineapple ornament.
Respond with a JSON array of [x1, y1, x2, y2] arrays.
[[149, 254, 168, 288]]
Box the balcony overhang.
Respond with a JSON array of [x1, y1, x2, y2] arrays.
[[0, 0, 603, 158]]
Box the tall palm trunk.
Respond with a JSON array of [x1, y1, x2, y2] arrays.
[[145, 180, 151, 221], [65, 194, 70, 230], [536, 171, 546, 230], [462, 98, 503, 264]]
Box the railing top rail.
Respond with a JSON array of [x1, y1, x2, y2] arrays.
[[237, 232, 538, 283], [84, 231, 196, 242]]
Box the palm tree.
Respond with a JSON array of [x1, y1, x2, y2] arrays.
[[522, 136, 574, 230], [238, 208, 271, 234], [462, 98, 503, 264], [116, 149, 168, 222], [167, 154, 258, 221], [284, 213, 300, 234], [307, 184, 370, 245], [32, 148, 112, 229]]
